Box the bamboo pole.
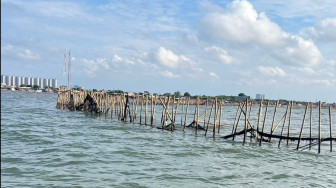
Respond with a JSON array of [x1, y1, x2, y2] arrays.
[[269, 101, 279, 142], [243, 99, 248, 145], [145, 95, 148, 125], [309, 103, 313, 150], [233, 102, 245, 141], [259, 101, 269, 146], [297, 104, 308, 150], [231, 103, 241, 134], [171, 96, 175, 131], [140, 94, 144, 124], [213, 98, 218, 138], [205, 100, 214, 137], [204, 99, 208, 130], [286, 101, 293, 146], [181, 101, 184, 125], [278, 104, 289, 148], [196, 96, 199, 134], [218, 100, 222, 134], [184, 98, 190, 132], [329, 106, 333, 152], [318, 101, 321, 153], [152, 95, 157, 127], [257, 99, 263, 139]]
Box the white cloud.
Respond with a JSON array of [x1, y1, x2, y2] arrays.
[[18, 49, 40, 60], [156, 47, 180, 68], [209, 72, 220, 79], [156, 47, 192, 68], [200, 0, 323, 67], [302, 17, 336, 42], [297, 67, 316, 75], [257, 66, 286, 77], [312, 79, 332, 86], [161, 70, 180, 78], [81, 58, 110, 75], [112, 54, 122, 63], [1, 44, 13, 53], [204, 46, 235, 64]]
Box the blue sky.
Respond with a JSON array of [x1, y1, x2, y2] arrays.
[[1, 0, 336, 102]]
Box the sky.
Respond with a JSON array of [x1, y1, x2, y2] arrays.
[[1, 0, 336, 102]]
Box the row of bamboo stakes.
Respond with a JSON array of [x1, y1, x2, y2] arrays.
[[56, 90, 335, 153]]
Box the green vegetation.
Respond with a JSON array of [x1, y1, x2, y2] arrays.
[[32, 85, 39, 90]]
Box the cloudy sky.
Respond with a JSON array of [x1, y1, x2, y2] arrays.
[[1, 0, 336, 102]]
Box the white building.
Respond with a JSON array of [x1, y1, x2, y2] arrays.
[[34, 78, 40, 87], [11, 76, 16, 86], [16, 76, 21, 87], [1, 75, 5, 85], [256, 94, 265, 100], [21, 77, 25, 85], [39, 78, 44, 89], [43, 79, 49, 88], [51, 79, 57, 88], [25, 77, 31, 85]]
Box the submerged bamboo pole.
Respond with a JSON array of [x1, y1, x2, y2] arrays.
[[309, 103, 313, 150], [329, 106, 333, 152], [204, 99, 208, 129], [269, 101, 279, 142], [218, 100, 222, 134], [259, 101, 269, 146], [278, 104, 289, 148], [318, 101, 321, 153], [196, 96, 199, 134], [181, 102, 184, 126], [171, 96, 175, 131], [233, 102, 245, 141], [243, 99, 248, 145], [232, 103, 241, 134], [297, 104, 308, 150], [256, 98, 263, 139], [213, 98, 217, 138], [145, 95, 148, 125], [140, 94, 144, 124], [183, 98, 190, 132], [205, 100, 214, 137], [286, 101, 293, 146]]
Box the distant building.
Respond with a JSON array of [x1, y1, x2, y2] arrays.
[[256, 94, 265, 100], [1, 75, 58, 88]]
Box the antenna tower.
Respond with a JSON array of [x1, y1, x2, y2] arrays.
[[62, 50, 67, 89], [68, 50, 71, 89]]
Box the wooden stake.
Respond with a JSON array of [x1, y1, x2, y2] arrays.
[[243, 99, 248, 145], [145, 95, 148, 125], [140, 94, 144, 124], [213, 98, 217, 138], [286, 101, 293, 146], [309, 103, 313, 150], [204, 99, 208, 129], [171, 96, 175, 131], [257, 99, 263, 140], [318, 101, 321, 153], [196, 96, 199, 134], [218, 100, 222, 134], [205, 100, 214, 137], [329, 106, 333, 152], [259, 101, 269, 146], [297, 104, 308, 150], [269, 101, 279, 142], [184, 98, 190, 132], [232, 103, 241, 134]]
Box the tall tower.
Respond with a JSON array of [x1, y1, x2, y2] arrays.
[[68, 50, 71, 89], [62, 50, 67, 89]]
